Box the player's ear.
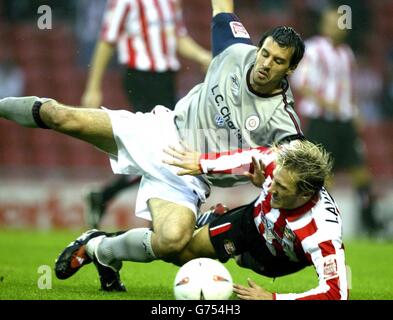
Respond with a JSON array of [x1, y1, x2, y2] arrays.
[[300, 190, 314, 199], [286, 65, 297, 76]]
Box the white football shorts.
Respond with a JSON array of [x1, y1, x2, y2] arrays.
[[103, 105, 210, 221]]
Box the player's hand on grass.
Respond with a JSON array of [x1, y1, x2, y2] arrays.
[[162, 142, 202, 176], [233, 278, 273, 300], [243, 156, 265, 188]]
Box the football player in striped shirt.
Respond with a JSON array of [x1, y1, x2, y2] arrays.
[[164, 139, 349, 300]]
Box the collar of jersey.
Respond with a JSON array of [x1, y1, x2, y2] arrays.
[[281, 192, 320, 222]]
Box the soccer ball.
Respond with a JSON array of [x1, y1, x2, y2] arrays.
[[173, 258, 233, 300]]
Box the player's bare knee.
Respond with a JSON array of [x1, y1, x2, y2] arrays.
[[156, 227, 193, 257], [161, 234, 190, 256]]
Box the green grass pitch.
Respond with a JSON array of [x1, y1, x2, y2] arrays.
[[0, 229, 392, 300]]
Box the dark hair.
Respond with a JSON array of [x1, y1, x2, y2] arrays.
[[258, 26, 305, 68]]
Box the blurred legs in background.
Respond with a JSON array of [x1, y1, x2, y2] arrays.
[[85, 175, 142, 228]]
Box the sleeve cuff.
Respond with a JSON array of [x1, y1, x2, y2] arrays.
[[199, 159, 209, 174]]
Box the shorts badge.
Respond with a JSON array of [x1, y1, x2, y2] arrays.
[[223, 240, 236, 256]]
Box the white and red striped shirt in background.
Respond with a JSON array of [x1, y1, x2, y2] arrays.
[[101, 0, 187, 72], [200, 146, 349, 300], [290, 36, 356, 122]]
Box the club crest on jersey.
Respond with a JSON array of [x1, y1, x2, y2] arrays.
[[230, 21, 250, 38], [214, 114, 225, 127], [245, 115, 260, 131], [283, 227, 296, 242]]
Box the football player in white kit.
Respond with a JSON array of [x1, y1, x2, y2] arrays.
[[0, 0, 306, 291]]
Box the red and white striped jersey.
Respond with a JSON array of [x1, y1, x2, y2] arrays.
[[200, 146, 349, 300], [290, 36, 356, 121], [100, 0, 187, 72]]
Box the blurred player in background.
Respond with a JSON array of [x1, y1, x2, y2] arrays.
[[290, 6, 381, 236], [82, 0, 212, 228], [0, 0, 305, 291], [0, 46, 25, 98]]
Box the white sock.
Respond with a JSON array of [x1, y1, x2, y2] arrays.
[[85, 235, 105, 259], [0, 96, 40, 127], [0, 96, 52, 127], [95, 228, 157, 268], [85, 235, 122, 272]]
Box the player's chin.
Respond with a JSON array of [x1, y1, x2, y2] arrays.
[[270, 198, 281, 208], [253, 76, 269, 87]]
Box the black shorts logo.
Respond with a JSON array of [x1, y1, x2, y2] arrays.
[[223, 240, 236, 256]]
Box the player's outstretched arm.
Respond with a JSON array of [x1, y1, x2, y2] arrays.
[[211, 0, 234, 17], [0, 96, 117, 155]]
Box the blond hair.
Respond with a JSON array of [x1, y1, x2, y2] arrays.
[[275, 140, 333, 194]]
